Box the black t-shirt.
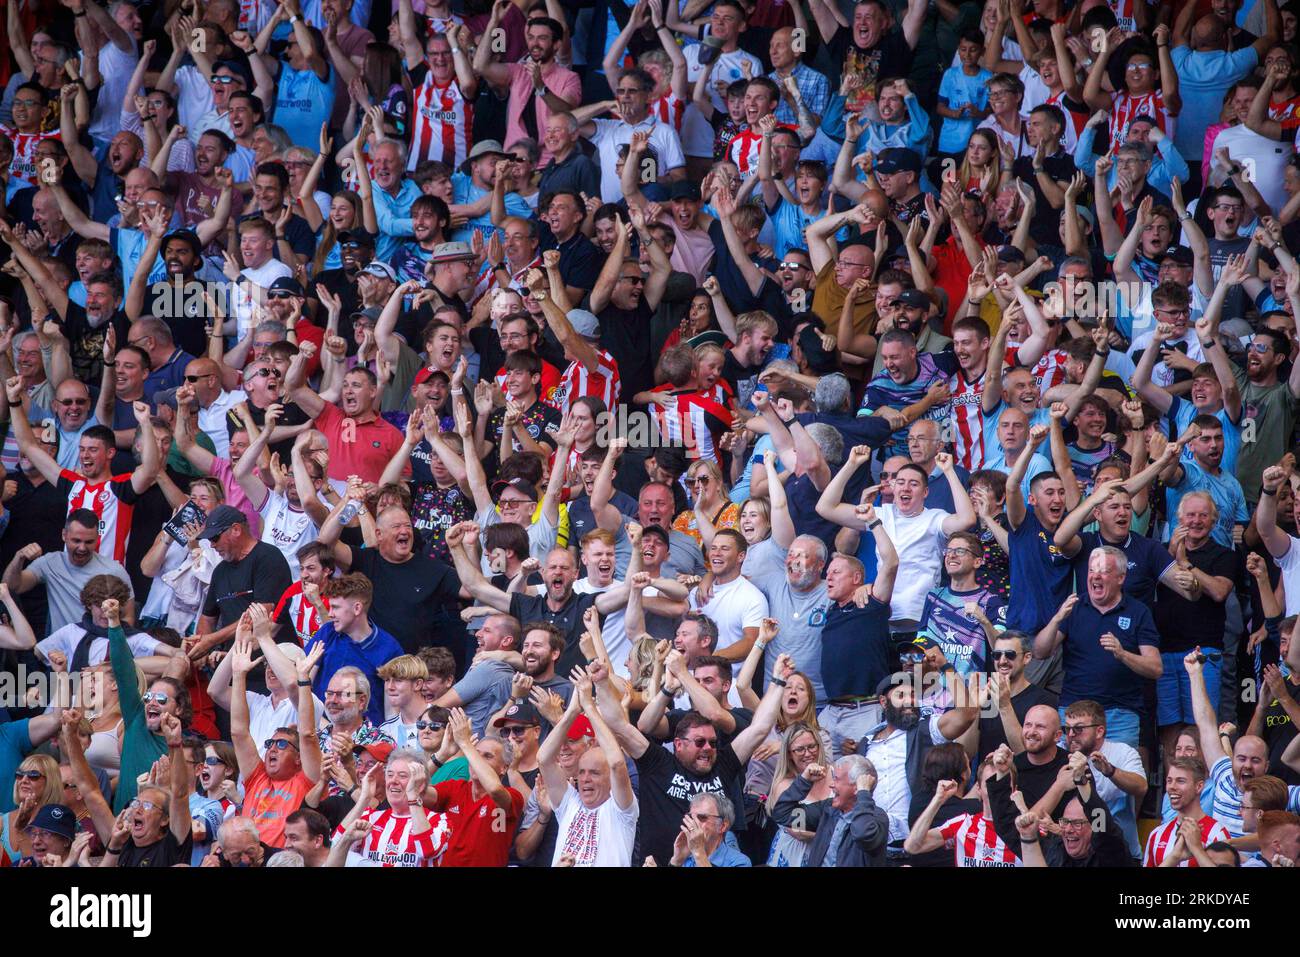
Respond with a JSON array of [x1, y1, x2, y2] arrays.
[[634, 741, 745, 866], [826, 28, 912, 96], [1154, 540, 1238, 653], [202, 541, 295, 629], [976, 682, 1059, 760], [123, 483, 174, 602], [233, 398, 312, 463], [1264, 673, 1300, 785], [115, 829, 192, 868], [509, 590, 600, 678], [905, 794, 981, 867], [59, 305, 131, 383], [1012, 151, 1077, 247], [593, 299, 656, 402], [349, 548, 462, 659], [141, 277, 212, 357], [721, 350, 763, 410], [1013, 747, 1069, 812], [313, 267, 362, 343]]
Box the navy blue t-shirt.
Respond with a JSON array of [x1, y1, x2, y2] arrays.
[[1006, 511, 1074, 633], [821, 596, 893, 700], [1072, 531, 1173, 610], [1057, 594, 1160, 713]]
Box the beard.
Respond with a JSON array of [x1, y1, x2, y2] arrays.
[[883, 699, 920, 730]]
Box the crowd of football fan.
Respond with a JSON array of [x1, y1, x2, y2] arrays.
[[0, 0, 1299, 869]]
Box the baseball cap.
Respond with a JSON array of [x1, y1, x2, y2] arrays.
[[996, 245, 1026, 264], [668, 181, 702, 202], [413, 366, 447, 386], [268, 276, 304, 297], [336, 230, 375, 248], [492, 477, 538, 502], [351, 305, 383, 324], [26, 804, 76, 842], [196, 504, 249, 540], [874, 148, 922, 175], [162, 228, 202, 257], [362, 261, 398, 282], [566, 309, 601, 339], [355, 741, 395, 764], [697, 33, 724, 66], [641, 524, 671, 548], [895, 288, 930, 310], [567, 715, 595, 740], [493, 700, 541, 727], [1161, 244, 1194, 267]]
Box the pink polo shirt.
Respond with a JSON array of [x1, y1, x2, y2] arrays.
[[505, 62, 581, 167]]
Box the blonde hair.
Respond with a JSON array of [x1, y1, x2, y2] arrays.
[[376, 654, 429, 682], [13, 754, 63, 809], [765, 722, 827, 814]]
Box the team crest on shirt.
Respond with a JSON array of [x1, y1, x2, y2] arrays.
[[1118, 617, 1131, 630], [478, 805, 488, 818]]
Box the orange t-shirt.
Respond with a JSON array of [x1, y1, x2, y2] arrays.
[[241, 763, 315, 848]]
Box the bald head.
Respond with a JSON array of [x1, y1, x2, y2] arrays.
[[1192, 15, 1227, 49]]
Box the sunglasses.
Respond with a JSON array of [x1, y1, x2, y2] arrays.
[[415, 720, 445, 731], [183, 373, 212, 383], [264, 738, 299, 752], [266, 290, 296, 300], [990, 650, 1019, 661], [1063, 723, 1098, 736], [499, 725, 534, 738], [203, 756, 226, 766], [210, 75, 237, 85], [682, 736, 717, 749], [14, 770, 44, 780], [250, 368, 282, 379], [142, 691, 171, 705]]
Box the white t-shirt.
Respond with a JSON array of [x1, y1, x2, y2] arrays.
[[1213, 124, 1290, 216], [197, 389, 247, 459], [258, 489, 319, 578], [90, 40, 139, 142], [1274, 535, 1300, 617], [690, 575, 769, 657], [682, 42, 764, 114], [1127, 328, 1204, 391], [589, 116, 686, 204], [877, 505, 950, 622], [232, 259, 294, 339], [174, 64, 216, 135], [247, 690, 324, 758], [551, 785, 639, 867], [36, 623, 160, 668]]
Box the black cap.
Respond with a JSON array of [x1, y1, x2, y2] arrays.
[[162, 228, 202, 257], [337, 230, 375, 248], [641, 524, 671, 547], [996, 245, 1027, 264], [268, 276, 304, 296], [874, 148, 922, 175], [196, 504, 249, 540], [1161, 244, 1194, 267], [493, 700, 541, 727], [668, 181, 702, 202], [895, 288, 930, 309]]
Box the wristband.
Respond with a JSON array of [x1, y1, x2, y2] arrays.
[[1261, 486, 1277, 496], [430, 756, 443, 768], [1020, 836, 1039, 844], [1179, 212, 1193, 222], [6, 400, 19, 408], [771, 677, 788, 687], [1096, 348, 1109, 356], [867, 519, 882, 530], [296, 679, 312, 687], [106, 844, 125, 854], [781, 417, 797, 429], [661, 685, 675, 698], [289, 14, 300, 23], [1200, 340, 1216, 349], [348, 784, 359, 796]]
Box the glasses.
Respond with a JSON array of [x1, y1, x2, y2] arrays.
[[264, 738, 299, 752], [687, 475, 711, 487], [1063, 723, 1098, 736], [1249, 341, 1273, 354], [683, 736, 717, 749], [779, 261, 809, 271], [58, 397, 90, 406], [250, 368, 282, 379], [11, 98, 41, 108], [324, 690, 356, 700], [499, 498, 534, 509], [142, 692, 171, 705], [129, 799, 161, 812], [790, 743, 819, 756], [619, 275, 646, 285], [1059, 817, 1089, 830], [183, 373, 213, 383], [203, 757, 226, 766], [499, 726, 534, 738], [14, 770, 44, 780], [692, 812, 722, 822], [1126, 62, 1153, 72], [1155, 307, 1190, 317], [416, 720, 445, 731], [210, 75, 237, 85], [943, 547, 974, 557], [266, 290, 296, 300], [990, 650, 1018, 661]]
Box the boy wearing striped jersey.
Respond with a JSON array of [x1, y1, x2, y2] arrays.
[[1144, 756, 1229, 866], [8, 382, 161, 564], [528, 269, 622, 417], [1185, 648, 1300, 836], [332, 750, 451, 867], [904, 758, 1021, 867]]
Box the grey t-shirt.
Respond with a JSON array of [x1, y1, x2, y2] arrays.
[[742, 538, 830, 701], [450, 659, 517, 737], [28, 550, 134, 637], [612, 520, 705, 580]]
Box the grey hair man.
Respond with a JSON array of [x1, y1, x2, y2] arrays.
[[772, 753, 890, 866]]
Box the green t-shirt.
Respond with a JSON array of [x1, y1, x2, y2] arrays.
[[109, 626, 168, 812], [1231, 364, 1300, 502], [429, 755, 471, 785]]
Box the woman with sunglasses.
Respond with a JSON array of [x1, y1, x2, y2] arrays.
[[2, 754, 62, 861], [121, 46, 195, 174], [672, 460, 740, 546], [762, 722, 832, 868], [417, 705, 472, 784], [187, 740, 240, 865], [501, 138, 544, 211]]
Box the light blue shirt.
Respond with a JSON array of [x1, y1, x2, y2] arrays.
[[1165, 459, 1248, 548], [274, 63, 335, 153], [371, 178, 424, 262], [1074, 122, 1190, 195], [938, 65, 993, 154], [448, 172, 532, 246], [1168, 45, 1259, 160]]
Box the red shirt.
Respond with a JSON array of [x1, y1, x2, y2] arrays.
[[430, 777, 523, 867], [312, 402, 408, 484]]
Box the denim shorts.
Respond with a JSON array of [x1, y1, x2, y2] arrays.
[[1156, 650, 1221, 727]]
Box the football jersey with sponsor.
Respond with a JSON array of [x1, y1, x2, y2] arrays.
[[2, 127, 60, 190], [556, 351, 621, 417], [339, 806, 451, 867], [409, 68, 473, 170], [1142, 814, 1230, 867], [938, 812, 1021, 867], [58, 470, 140, 563], [949, 367, 990, 471], [272, 580, 328, 646], [1108, 90, 1173, 146]]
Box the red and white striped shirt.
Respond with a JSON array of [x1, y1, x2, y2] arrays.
[[409, 72, 473, 170], [1108, 90, 1173, 147], [557, 350, 621, 417], [1025, 347, 1069, 395], [729, 122, 797, 177], [938, 812, 1020, 867], [1107, 0, 1140, 31], [948, 368, 988, 471], [649, 387, 733, 463], [1142, 814, 1230, 867], [272, 581, 330, 646], [652, 91, 688, 133], [339, 807, 451, 868], [2, 127, 60, 189], [58, 470, 138, 563]]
